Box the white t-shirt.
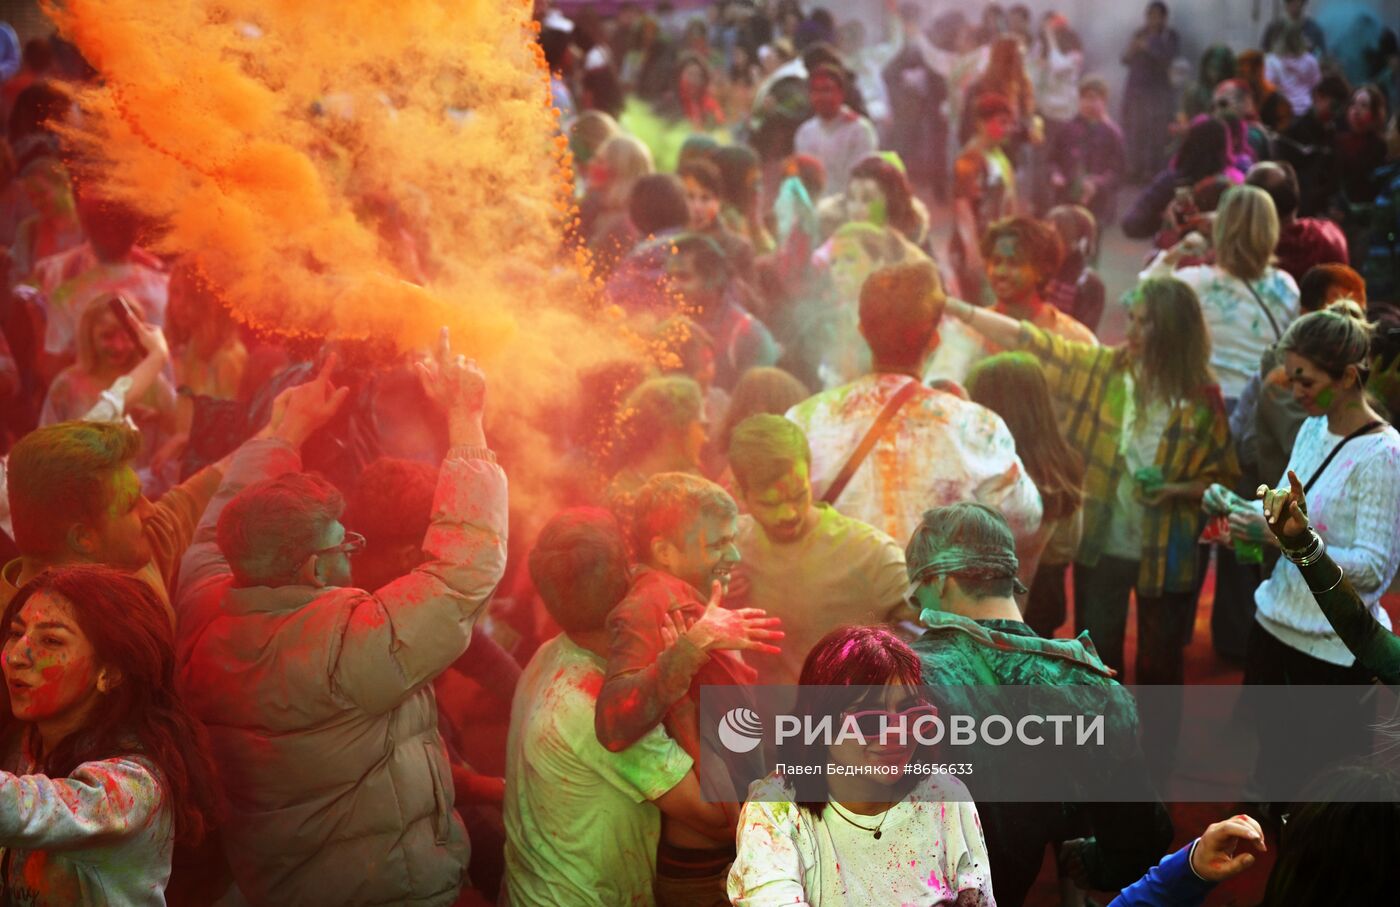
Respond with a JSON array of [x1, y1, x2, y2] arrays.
[[733, 505, 911, 686], [788, 373, 1043, 547], [502, 635, 694, 906], [728, 774, 996, 905], [1161, 265, 1299, 400], [1254, 418, 1400, 666], [793, 111, 880, 199]]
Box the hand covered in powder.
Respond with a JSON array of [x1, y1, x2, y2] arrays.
[[684, 581, 784, 655], [416, 326, 486, 416]]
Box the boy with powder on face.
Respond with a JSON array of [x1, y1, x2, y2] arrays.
[[595, 472, 784, 906], [915, 214, 1096, 391]]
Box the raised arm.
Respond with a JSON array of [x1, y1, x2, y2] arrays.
[[334, 336, 509, 714], [943, 297, 1025, 350], [1259, 473, 1400, 685]]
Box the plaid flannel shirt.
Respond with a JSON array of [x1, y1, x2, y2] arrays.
[[1022, 323, 1239, 597]]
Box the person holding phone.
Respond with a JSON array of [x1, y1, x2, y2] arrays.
[[38, 293, 177, 460]]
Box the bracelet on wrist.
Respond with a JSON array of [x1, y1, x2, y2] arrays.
[[1284, 530, 1325, 566], [1309, 564, 1345, 595]]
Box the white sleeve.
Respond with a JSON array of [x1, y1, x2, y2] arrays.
[[728, 797, 814, 907], [0, 758, 164, 850], [1324, 446, 1400, 592]]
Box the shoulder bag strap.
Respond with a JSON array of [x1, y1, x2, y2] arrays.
[[822, 378, 922, 505], [1303, 420, 1387, 493], [1238, 276, 1284, 341]]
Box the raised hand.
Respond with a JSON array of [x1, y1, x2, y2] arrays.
[[416, 326, 486, 416], [265, 354, 351, 449], [1189, 814, 1266, 882], [684, 581, 784, 655], [1257, 469, 1311, 545], [130, 314, 170, 363]]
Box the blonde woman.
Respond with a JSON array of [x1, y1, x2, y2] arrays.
[[1141, 184, 1300, 404]]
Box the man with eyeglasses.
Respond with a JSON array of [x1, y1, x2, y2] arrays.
[[906, 502, 1172, 907], [177, 334, 509, 907]]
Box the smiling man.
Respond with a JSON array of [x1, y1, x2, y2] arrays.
[[725, 414, 910, 685], [594, 471, 783, 905]]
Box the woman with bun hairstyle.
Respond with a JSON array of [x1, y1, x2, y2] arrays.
[[1208, 303, 1400, 806]]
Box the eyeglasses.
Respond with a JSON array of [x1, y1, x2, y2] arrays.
[[842, 703, 939, 741], [313, 531, 366, 559]]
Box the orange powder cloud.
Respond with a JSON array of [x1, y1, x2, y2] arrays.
[[47, 0, 652, 506]]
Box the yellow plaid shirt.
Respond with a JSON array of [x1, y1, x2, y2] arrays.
[[1023, 323, 1240, 596]]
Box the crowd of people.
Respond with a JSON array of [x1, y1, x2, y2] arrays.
[[0, 0, 1399, 905]]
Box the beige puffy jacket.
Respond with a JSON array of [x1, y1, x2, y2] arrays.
[[177, 443, 507, 906]]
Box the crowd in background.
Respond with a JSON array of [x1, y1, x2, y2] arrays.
[[0, 0, 1399, 905]]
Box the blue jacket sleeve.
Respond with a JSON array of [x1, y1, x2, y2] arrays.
[[1108, 841, 1216, 907]]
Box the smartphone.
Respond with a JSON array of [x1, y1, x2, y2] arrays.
[[107, 295, 147, 353]]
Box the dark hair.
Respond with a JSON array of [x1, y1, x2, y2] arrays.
[[678, 158, 724, 197], [1260, 765, 1400, 907], [217, 473, 346, 586], [21, 38, 52, 73], [7, 81, 69, 144], [906, 502, 1020, 598], [671, 232, 732, 289], [858, 260, 944, 368], [1278, 304, 1374, 380], [344, 457, 437, 549], [1146, 1, 1168, 15], [539, 27, 571, 73], [787, 626, 924, 814], [1299, 263, 1367, 313], [1312, 74, 1351, 108], [967, 353, 1085, 521], [1174, 118, 1230, 183], [849, 155, 919, 241], [1245, 160, 1300, 219], [728, 414, 811, 493], [75, 191, 143, 263], [713, 145, 762, 214], [1351, 84, 1390, 134], [808, 62, 848, 93], [979, 216, 1065, 284], [528, 508, 632, 633], [581, 65, 625, 119], [717, 366, 811, 455], [8, 422, 142, 557], [0, 566, 223, 845], [629, 174, 690, 235], [1078, 76, 1109, 101]]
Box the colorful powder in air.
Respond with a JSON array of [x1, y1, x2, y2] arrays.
[[47, 0, 646, 502]]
